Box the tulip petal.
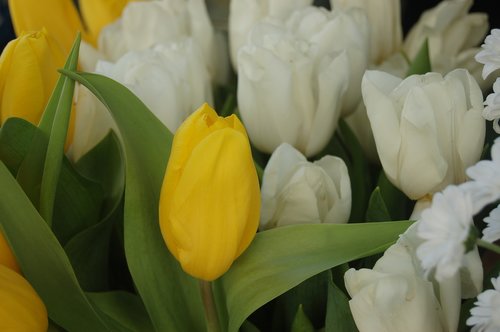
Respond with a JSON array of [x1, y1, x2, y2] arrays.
[[398, 86, 448, 199], [362, 70, 402, 183], [315, 156, 351, 223], [8, 0, 85, 52], [0, 265, 48, 332], [304, 51, 348, 156], [167, 129, 258, 281]]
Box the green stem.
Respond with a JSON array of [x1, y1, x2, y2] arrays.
[[199, 280, 221, 332], [477, 239, 500, 255]]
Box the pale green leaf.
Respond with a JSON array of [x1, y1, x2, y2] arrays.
[[222, 221, 412, 331]]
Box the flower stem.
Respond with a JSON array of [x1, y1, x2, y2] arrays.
[[199, 280, 221, 332], [477, 239, 500, 255]]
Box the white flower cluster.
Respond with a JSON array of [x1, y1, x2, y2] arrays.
[[476, 29, 500, 134], [414, 137, 500, 332]]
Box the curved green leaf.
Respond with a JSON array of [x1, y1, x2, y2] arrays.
[[0, 162, 109, 331], [61, 70, 205, 331], [87, 291, 154, 332], [222, 221, 412, 331]]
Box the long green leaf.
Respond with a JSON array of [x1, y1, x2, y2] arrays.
[[0, 162, 109, 331], [15, 34, 81, 217], [61, 70, 205, 331], [222, 221, 412, 331]]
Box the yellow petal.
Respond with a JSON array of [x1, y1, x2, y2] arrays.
[[0, 29, 75, 147], [78, 0, 133, 46], [0, 265, 48, 332], [159, 103, 260, 281], [8, 0, 85, 52], [0, 231, 20, 274], [0, 29, 63, 125]]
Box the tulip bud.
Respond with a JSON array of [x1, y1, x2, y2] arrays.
[[159, 103, 260, 281], [330, 0, 403, 65], [362, 69, 485, 200], [0, 265, 48, 332], [0, 231, 20, 273], [8, 0, 85, 52], [345, 222, 483, 332], [260, 143, 351, 230], [0, 29, 65, 126], [344, 241, 446, 332]]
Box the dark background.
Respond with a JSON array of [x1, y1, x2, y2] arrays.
[[1, 0, 499, 52]]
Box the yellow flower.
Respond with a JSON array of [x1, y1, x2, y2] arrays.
[[0, 29, 65, 126], [0, 231, 20, 273], [8, 0, 132, 51], [0, 265, 48, 332], [159, 103, 260, 281], [8, 0, 85, 51]]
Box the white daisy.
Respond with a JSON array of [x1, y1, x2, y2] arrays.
[[483, 204, 500, 243], [484, 78, 500, 134], [463, 138, 500, 212], [476, 29, 500, 80], [467, 275, 500, 332], [416, 185, 474, 281]]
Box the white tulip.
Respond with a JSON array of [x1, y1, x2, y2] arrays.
[[345, 222, 483, 332], [238, 6, 369, 156], [330, 0, 402, 65], [260, 143, 351, 230], [403, 0, 490, 90], [70, 40, 213, 161], [361, 69, 485, 200], [98, 0, 227, 84], [346, 52, 409, 163], [228, 0, 312, 70]]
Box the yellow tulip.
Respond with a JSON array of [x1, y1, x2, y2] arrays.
[[0, 231, 20, 273], [8, 0, 132, 50], [8, 0, 85, 52], [159, 103, 260, 281], [0, 29, 65, 126], [0, 265, 48, 332], [78, 0, 133, 46]]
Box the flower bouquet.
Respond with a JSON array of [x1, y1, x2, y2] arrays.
[[0, 0, 499, 331]]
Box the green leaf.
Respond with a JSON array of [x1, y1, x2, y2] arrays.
[[61, 70, 205, 331], [273, 271, 329, 331], [0, 162, 109, 331], [0, 117, 37, 174], [87, 291, 154, 332], [240, 320, 261, 332], [365, 187, 391, 222], [52, 157, 104, 244], [325, 275, 357, 332], [291, 305, 315, 332], [222, 221, 412, 331], [64, 132, 125, 291], [405, 39, 431, 76], [377, 172, 412, 220], [15, 34, 81, 224]]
